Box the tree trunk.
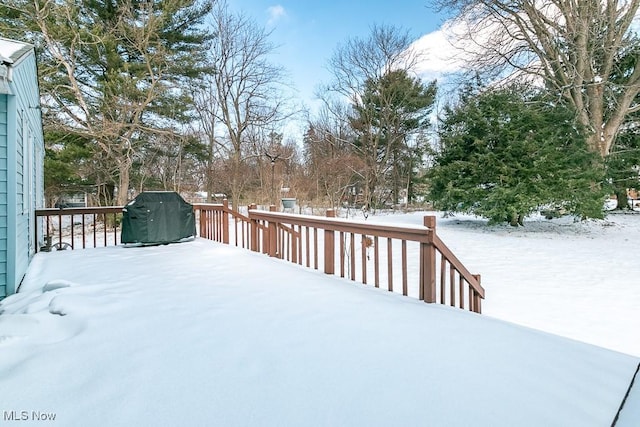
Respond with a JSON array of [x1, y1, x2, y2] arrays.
[[615, 187, 629, 210], [587, 129, 616, 159], [97, 183, 115, 206], [508, 212, 524, 227], [229, 153, 244, 210], [117, 159, 132, 206], [206, 141, 215, 202]]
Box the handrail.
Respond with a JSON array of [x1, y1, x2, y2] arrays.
[[249, 210, 432, 243], [433, 234, 484, 298], [36, 206, 124, 215]]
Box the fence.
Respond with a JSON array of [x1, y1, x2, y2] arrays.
[[35, 201, 485, 313]]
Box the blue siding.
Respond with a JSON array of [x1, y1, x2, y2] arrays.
[[0, 94, 7, 298], [1, 47, 44, 299], [13, 108, 28, 288]]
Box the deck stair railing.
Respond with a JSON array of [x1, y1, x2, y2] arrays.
[[35, 200, 484, 313]]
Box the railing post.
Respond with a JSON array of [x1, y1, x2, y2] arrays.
[[291, 226, 298, 264], [268, 205, 277, 257], [198, 206, 206, 238], [222, 199, 230, 244], [324, 209, 335, 275], [34, 216, 40, 253], [249, 204, 258, 252], [473, 274, 482, 313], [421, 216, 437, 303]]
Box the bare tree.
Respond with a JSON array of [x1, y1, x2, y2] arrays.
[[435, 0, 640, 157], [133, 131, 207, 194], [200, 1, 294, 206], [324, 25, 425, 209], [191, 74, 222, 202], [303, 103, 363, 209]]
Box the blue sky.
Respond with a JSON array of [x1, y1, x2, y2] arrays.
[[227, 1, 450, 113]]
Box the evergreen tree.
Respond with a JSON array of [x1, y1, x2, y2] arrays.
[[606, 121, 640, 209], [350, 69, 436, 208], [604, 36, 640, 209], [428, 84, 606, 225], [1, 0, 213, 204], [43, 132, 93, 205]]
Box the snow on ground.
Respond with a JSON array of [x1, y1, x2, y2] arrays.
[[0, 211, 639, 426], [366, 211, 640, 358]]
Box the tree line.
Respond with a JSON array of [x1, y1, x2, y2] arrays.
[[1, 0, 638, 224]]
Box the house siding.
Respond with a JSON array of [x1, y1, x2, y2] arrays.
[[14, 107, 28, 290], [0, 95, 7, 298], [0, 44, 44, 299]]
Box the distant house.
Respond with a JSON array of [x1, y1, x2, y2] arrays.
[[0, 38, 44, 299]]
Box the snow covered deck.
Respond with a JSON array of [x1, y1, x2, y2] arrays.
[[1, 238, 638, 426]]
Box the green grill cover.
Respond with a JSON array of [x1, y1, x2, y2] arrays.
[[121, 192, 196, 245]]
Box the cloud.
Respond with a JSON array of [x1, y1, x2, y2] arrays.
[[410, 21, 468, 82], [410, 13, 525, 83], [266, 5, 287, 26]]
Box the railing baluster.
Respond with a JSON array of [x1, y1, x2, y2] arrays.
[[70, 214, 74, 249], [339, 231, 345, 278], [402, 240, 407, 296], [440, 256, 446, 304], [361, 234, 367, 285], [82, 215, 86, 249], [374, 236, 379, 288], [103, 213, 107, 247], [305, 226, 310, 268], [387, 237, 393, 292], [311, 228, 316, 270], [450, 264, 456, 307], [113, 212, 118, 245], [459, 272, 464, 309], [350, 233, 356, 281], [58, 211, 62, 247]]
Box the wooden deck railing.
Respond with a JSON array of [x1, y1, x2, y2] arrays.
[[193, 200, 484, 313], [34, 200, 485, 313], [35, 207, 123, 251]]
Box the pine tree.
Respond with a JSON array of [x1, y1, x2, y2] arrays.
[[350, 69, 436, 208], [607, 121, 640, 209], [604, 37, 640, 209], [1, 0, 213, 204], [428, 84, 606, 225]]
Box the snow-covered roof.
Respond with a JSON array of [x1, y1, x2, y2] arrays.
[[0, 37, 35, 94], [0, 37, 33, 65]]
